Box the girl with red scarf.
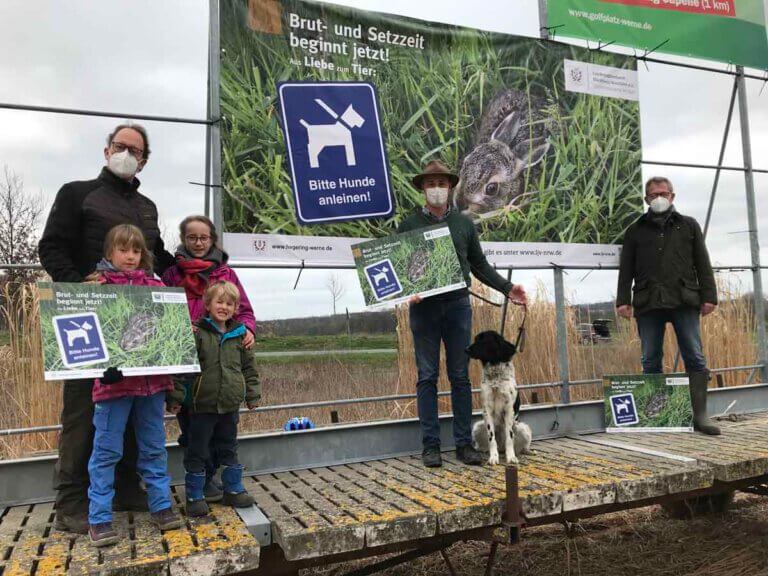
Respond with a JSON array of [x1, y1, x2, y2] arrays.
[[162, 215, 256, 501]]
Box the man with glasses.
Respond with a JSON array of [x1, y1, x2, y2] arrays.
[[616, 176, 720, 435], [39, 123, 175, 533]]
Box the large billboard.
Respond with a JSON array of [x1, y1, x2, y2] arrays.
[[546, 0, 768, 71], [221, 0, 643, 267]]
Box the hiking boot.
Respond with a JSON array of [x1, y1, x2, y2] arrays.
[[54, 512, 89, 535], [422, 446, 442, 468], [689, 371, 721, 436], [151, 508, 183, 531], [89, 522, 119, 547], [204, 477, 223, 503], [456, 444, 483, 465]]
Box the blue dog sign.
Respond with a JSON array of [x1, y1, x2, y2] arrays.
[[52, 312, 109, 368], [364, 259, 402, 301], [278, 81, 394, 225], [609, 393, 639, 427]]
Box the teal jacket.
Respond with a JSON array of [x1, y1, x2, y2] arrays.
[[170, 318, 261, 414], [397, 208, 513, 299]]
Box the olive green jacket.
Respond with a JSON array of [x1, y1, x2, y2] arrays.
[[616, 209, 717, 316], [169, 318, 260, 414]]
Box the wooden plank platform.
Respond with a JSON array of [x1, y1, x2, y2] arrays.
[[248, 435, 712, 561], [583, 413, 768, 483], [5, 413, 768, 572], [0, 488, 259, 576]]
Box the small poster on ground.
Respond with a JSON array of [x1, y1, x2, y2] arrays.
[[604, 373, 693, 433], [38, 282, 200, 381], [351, 224, 466, 308]]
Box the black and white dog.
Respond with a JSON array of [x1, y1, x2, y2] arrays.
[[466, 331, 533, 465]]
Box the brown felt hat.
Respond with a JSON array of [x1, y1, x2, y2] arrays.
[[412, 160, 459, 189]]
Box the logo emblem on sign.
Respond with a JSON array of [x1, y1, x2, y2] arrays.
[[52, 312, 109, 368], [364, 259, 403, 301], [278, 81, 394, 225], [300, 99, 366, 168], [609, 393, 639, 426]]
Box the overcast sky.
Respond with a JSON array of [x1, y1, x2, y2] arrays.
[[0, 0, 766, 320]]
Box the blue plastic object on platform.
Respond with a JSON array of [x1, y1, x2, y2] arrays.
[[283, 417, 316, 431]]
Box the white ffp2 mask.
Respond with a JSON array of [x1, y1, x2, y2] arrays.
[[425, 187, 449, 207], [649, 197, 671, 214], [108, 150, 139, 179]]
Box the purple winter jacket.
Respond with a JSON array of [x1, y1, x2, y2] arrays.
[[161, 264, 256, 334], [92, 267, 175, 403]]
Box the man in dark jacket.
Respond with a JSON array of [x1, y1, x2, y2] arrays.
[[39, 124, 175, 533], [616, 176, 719, 435], [398, 160, 527, 467]]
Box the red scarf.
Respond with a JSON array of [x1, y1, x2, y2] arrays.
[[176, 257, 215, 297]]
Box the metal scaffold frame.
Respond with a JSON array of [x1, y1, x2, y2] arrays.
[[0, 0, 767, 452]]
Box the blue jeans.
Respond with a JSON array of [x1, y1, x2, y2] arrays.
[[409, 295, 473, 449], [635, 307, 707, 374], [88, 392, 171, 524]]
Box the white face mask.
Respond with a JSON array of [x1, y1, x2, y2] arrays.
[[649, 196, 671, 214], [108, 150, 139, 179], [425, 187, 449, 207]]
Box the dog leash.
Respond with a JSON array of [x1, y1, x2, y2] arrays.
[[469, 290, 528, 353], [514, 304, 527, 354]]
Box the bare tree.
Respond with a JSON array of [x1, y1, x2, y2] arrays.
[[0, 166, 44, 285], [326, 273, 346, 316]]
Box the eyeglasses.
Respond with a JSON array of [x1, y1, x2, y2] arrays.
[[110, 141, 145, 159], [185, 235, 212, 244]]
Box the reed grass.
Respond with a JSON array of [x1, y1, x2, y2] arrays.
[[0, 276, 758, 459]]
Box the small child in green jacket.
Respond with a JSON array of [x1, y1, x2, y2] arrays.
[[168, 280, 261, 517]]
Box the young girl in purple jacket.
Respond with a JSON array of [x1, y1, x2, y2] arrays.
[[161, 215, 256, 501], [86, 224, 182, 547]]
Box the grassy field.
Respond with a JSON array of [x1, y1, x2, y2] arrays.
[[254, 333, 396, 351]]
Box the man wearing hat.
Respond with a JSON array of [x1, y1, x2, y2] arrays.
[[398, 160, 527, 467]]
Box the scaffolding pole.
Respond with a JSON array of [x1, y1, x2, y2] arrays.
[[736, 66, 768, 383], [210, 0, 223, 228]]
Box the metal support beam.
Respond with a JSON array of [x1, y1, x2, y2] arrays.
[[3, 384, 768, 507], [553, 267, 570, 403], [210, 0, 223, 228], [736, 66, 768, 383], [703, 76, 739, 237]]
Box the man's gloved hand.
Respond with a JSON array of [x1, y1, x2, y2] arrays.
[[101, 367, 124, 385]]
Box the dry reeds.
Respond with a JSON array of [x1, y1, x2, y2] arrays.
[[0, 275, 760, 459], [0, 283, 60, 458], [395, 275, 759, 407]]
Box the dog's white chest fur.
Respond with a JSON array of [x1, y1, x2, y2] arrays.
[[480, 363, 518, 420], [473, 361, 532, 465]]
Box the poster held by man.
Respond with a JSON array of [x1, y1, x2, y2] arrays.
[[352, 224, 466, 308]]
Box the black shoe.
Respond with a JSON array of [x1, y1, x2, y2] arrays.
[[54, 512, 89, 535], [456, 444, 483, 465], [89, 522, 120, 547], [422, 446, 442, 468]]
